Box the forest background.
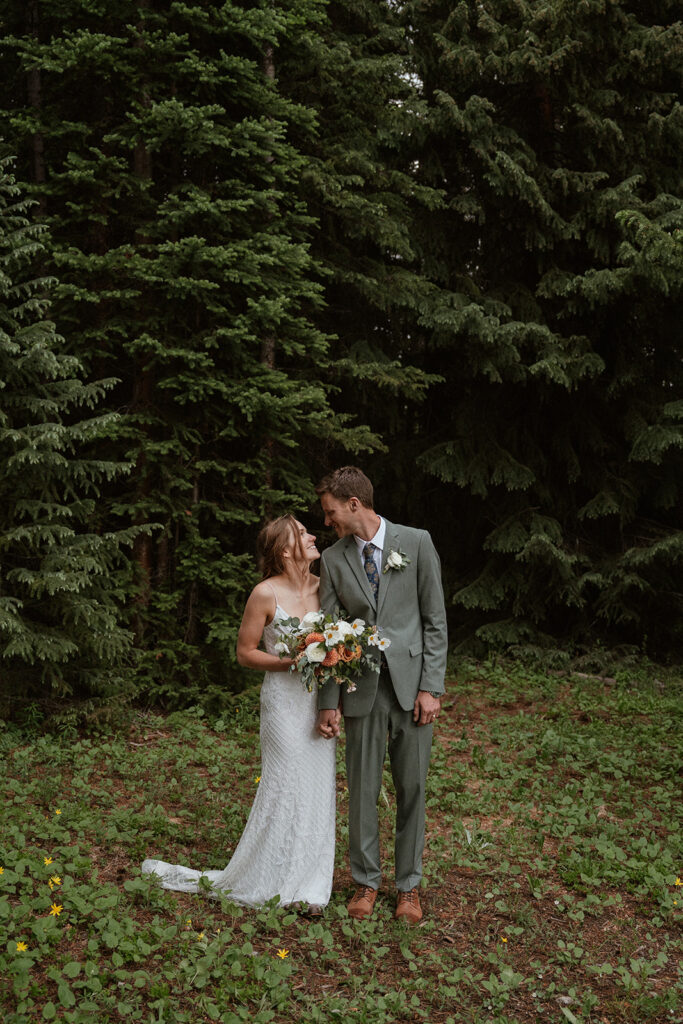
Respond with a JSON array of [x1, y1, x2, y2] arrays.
[[0, 0, 681, 725]]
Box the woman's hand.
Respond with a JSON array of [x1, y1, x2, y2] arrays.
[[317, 708, 341, 738]]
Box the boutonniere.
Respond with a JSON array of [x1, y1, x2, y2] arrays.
[[383, 549, 411, 574]]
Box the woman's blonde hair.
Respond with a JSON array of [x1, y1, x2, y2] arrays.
[[257, 514, 307, 579]]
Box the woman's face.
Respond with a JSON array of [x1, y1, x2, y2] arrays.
[[286, 520, 319, 564]]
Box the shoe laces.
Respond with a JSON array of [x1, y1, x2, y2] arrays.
[[399, 888, 419, 905], [353, 886, 375, 901]]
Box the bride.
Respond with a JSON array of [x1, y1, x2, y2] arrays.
[[142, 515, 338, 911]]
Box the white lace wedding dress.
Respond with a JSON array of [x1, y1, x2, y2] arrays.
[[142, 606, 336, 907]]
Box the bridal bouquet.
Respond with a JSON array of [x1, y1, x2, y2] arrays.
[[275, 611, 391, 693]]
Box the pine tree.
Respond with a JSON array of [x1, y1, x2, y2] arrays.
[[0, 155, 137, 721], [2, 0, 680, 668], [276, 0, 445, 506], [392, 0, 683, 654], [0, 0, 380, 702]]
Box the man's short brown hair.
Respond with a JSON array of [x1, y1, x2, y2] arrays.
[[315, 466, 374, 509]]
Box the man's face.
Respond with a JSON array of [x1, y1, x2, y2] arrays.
[[320, 494, 357, 537]]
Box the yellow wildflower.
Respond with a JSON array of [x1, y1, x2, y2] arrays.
[[197, 932, 204, 941], [675, 878, 682, 887], [501, 937, 508, 943], [255, 776, 261, 783], [50, 876, 61, 886], [44, 857, 53, 866], [15, 941, 28, 952], [49, 903, 63, 917], [55, 809, 62, 815], [0, 866, 4, 874], [276, 948, 289, 959]]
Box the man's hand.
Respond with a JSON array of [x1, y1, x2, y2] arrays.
[[413, 690, 441, 726], [317, 708, 341, 739]]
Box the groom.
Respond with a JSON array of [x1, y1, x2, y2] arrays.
[[315, 466, 447, 922]]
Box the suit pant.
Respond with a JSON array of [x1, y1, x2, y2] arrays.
[[344, 669, 432, 891]]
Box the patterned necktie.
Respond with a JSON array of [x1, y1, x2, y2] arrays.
[[363, 542, 379, 600]]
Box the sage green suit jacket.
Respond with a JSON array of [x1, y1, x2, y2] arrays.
[[317, 521, 447, 716]]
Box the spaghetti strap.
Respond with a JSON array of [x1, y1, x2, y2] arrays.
[[263, 579, 279, 607]]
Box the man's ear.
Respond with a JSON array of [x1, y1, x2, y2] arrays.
[[348, 497, 359, 512]]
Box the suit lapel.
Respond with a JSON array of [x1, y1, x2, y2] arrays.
[[343, 536, 376, 606], [377, 521, 400, 618]]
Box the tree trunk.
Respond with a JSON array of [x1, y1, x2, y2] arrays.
[[132, 0, 154, 618], [26, 2, 46, 208], [261, 45, 276, 498], [183, 471, 201, 643], [132, 368, 153, 638]]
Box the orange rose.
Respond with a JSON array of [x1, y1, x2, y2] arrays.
[[322, 648, 340, 667], [339, 646, 356, 663], [304, 632, 325, 645]]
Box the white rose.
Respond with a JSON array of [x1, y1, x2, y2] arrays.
[[387, 550, 403, 568], [301, 611, 323, 627], [335, 620, 354, 637], [305, 641, 327, 663], [273, 641, 289, 655]]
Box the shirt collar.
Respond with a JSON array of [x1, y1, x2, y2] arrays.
[[354, 516, 385, 555]]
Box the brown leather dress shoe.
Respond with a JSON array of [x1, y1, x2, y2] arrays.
[[395, 887, 422, 923], [347, 885, 378, 919]]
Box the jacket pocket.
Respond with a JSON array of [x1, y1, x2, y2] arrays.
[[409, 643, 423, 657]]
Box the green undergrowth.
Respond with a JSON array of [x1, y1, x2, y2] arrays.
[[1, 660, 681, 1023]]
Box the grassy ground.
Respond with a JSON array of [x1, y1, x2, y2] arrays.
[[1, 659, 681, 1024]]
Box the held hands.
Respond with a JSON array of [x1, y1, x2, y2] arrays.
[[317, 708, 342, 739], [317, 696, 439, 733], [413, 690, 441, 726]]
